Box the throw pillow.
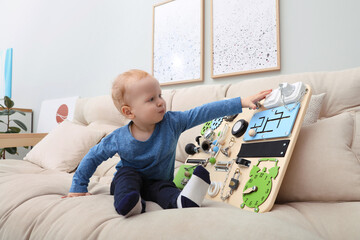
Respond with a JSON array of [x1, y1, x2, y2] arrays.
[[24, 120, 106, 173], [277, 111, 360, 202]]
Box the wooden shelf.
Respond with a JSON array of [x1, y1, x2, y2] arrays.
[[0, 133, 47, 148], [0, 107, 32, 113]]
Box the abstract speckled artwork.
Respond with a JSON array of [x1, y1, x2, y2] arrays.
[[153, 0, 203, 85], [212, 0, 280, 78]]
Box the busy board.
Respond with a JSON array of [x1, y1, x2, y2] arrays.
[[179, 83, 312, 213]]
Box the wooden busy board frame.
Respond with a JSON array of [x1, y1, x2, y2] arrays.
[[184, 84, 312, 213]]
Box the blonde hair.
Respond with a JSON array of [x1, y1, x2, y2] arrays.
[[111, 69, 151, 112]]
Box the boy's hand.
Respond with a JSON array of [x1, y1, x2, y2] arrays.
[[61, 192, 91, 198], [241, 89, 272, 110]]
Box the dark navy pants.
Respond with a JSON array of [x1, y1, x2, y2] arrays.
[[110, 166, 181, 212]]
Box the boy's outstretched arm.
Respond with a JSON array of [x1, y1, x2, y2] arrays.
[[62, 133, 118, 199], [241, 89, 272, 110]]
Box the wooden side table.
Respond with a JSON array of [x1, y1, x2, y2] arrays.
[[0, 108, 46, 158], [0, 133, 47, 148]]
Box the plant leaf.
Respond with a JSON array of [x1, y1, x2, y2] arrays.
[[8, 127, 21, 133], [4, 96, 14, 109], [14, 110, 26, 116], [5, 147, 17, 155], [13, 120, 27, 131], [0, 110, 9, 116], [0, 109, 16, 116]]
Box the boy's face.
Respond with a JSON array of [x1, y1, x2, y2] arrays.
[[125, 76, 166, 125]]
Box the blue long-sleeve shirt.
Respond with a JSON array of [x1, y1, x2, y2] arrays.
[[70, 97, 242, 193]]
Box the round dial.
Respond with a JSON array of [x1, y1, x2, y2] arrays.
[[241, 167, 272, 212], [240, 158, 279, 213], [231, 119, 248, 137]]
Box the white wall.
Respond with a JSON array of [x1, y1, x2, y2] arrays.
[[1, 0, 360, 131]]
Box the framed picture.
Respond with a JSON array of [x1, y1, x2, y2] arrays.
[[211, 0, 280, 78], [152, 0, 204, 85]]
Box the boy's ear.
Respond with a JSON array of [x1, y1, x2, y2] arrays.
[[121, 105, 135, 119]]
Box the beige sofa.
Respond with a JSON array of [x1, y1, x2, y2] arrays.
[[1, 67, 360, 239]]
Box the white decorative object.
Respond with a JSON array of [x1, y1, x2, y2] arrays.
[[302, 93, 326, 127], [37, 96, 78, 133], [0, 48, 13, 99]]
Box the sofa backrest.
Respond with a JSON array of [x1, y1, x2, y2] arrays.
[[72, 67, 360, 163], [226, 67, 360, 118]]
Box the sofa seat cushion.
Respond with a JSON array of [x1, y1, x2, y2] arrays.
[[0, 159, 44, 175], [1, 160, 359, 240], [268, 202, 360, 240]]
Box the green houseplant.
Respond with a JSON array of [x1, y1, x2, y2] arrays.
[[0, 96, 27, 159]]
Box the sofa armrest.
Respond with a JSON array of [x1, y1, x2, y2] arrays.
[[0, 133, 47, 148]]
